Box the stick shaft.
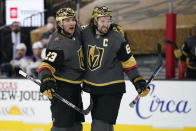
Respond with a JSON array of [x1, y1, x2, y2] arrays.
[[130, 65, 162, 106], [19, 70, 91, 115], [130, 43, 163, 108]]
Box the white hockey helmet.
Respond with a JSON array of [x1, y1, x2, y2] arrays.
[[16, 43, 27, 51], [32, 41, 43, 49]]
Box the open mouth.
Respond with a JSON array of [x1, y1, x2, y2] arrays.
[[102, 27, 108, 32], [69, 27, 74, 30]]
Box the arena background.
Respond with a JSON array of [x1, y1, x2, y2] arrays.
[[0, 0, 196, 131]]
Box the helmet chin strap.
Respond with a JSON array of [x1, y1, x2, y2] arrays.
[[95, 21, 103, 35]]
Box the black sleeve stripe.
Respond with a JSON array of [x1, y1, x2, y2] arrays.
[[117, 42, 132, 61]]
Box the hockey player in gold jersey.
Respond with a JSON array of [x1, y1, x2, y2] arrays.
[[81, 6, 150, 131]]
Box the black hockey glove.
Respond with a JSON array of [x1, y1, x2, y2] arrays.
[[40, 75, 57, 99], [133, 77, 150, 97]]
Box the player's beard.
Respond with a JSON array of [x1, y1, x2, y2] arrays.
[[62, 27, 75, 37], [97, 26, 109, 35]]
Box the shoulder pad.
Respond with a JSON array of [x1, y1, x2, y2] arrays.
[[81, 25, 88, 30], [112, 24, 124, 37], [113, 26, 118, 32]]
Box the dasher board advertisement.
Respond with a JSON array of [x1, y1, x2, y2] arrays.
[[0, 79, 51, 124], [0, 79, 196, 131]]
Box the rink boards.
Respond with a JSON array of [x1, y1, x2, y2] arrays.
[[0, 79, 196, 131]]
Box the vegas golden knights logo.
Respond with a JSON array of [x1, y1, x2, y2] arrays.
[[87, 45, 104, 71], [77, 47, 85, 70]]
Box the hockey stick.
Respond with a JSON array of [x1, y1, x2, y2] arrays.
[[19, 70, 93, 115], [129, 43, 163, 108], [165, 40, 184, 78]]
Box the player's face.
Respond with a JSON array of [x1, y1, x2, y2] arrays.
[[96, 16, 111, 34], [62, 17, 76, 36]]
